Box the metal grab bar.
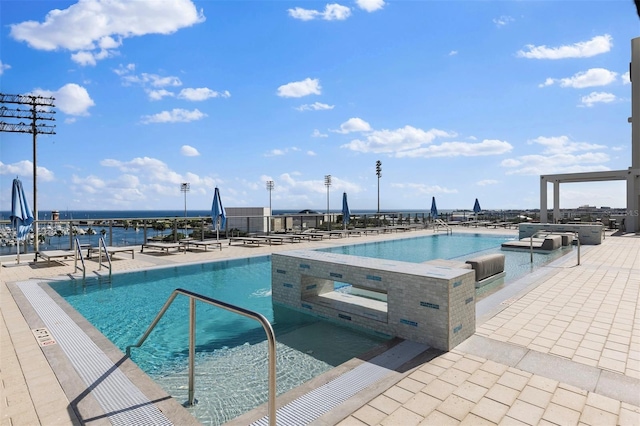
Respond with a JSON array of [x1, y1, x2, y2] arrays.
[[126, 288, 276, 426], [97, 236, 112, 276], [73, 237, 86, 278]]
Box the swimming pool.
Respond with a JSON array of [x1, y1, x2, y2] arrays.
[[51, 232, 571, 425]]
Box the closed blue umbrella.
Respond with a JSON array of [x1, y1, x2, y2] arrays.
[[342, 192, 350, 229], [430, 197, 438, 220], [10, 178, 34, 263], [473, 198, 481, 220], [211, 187, 226, 241]]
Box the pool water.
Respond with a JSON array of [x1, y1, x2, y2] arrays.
[[52, 233, 571, 425]]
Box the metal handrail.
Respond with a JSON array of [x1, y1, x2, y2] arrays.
[[73, 237, 86, 278], [126, 288, 277, 426], [97, 236, 112, 276]]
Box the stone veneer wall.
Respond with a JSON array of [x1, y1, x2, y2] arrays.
[[271, 250, 476, 351], [518, 223, 603, 245]]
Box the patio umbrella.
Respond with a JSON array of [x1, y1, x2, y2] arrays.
[[342, 192, 350, 230], [430, 197, 438, 221], [473, 198, 481, 220], [211, 187, 227, 241], [10, 177, 34, 263]]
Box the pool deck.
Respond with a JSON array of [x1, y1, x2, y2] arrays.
[[1, 227, 639, 425]]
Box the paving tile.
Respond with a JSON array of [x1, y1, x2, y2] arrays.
[[421, 378, 457, 401], [496, 371, 530, 392], [468, 369, 500, 389], [585, 392, 621, 415], [578, 405, 617, 425], [453, 357, 483, 374], [407, 370, 437, 386], [383, 385, 414, 404], [598, 357, 626, 373], [505, 399, 545, 425], [380, 407, 424, 426], [438, 367, 471, 386], [352, 404, 388, 425], [418, 409, 458, 426], [336, 415, 368, 426], [430, 357, 455, 369], [618, 405, 640, 426], [480, 360, 509, 376], [453, 381, 489, 403], [403, 392, 441, 417], [436, 394, 475, 421], [396, 377, 427, 394], [517, 385, 553, 409], [551, 387, 587, 413], [526, 375, 558, 394], [485, 384, 520, 406], [470, 397, 509, 424], [368, 394, 401, 415], [418, 363, 446, 377], [459, 412, 497, 426], [541, 402, 581, 425]]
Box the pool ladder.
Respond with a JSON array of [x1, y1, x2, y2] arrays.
[[126, 289, 277, 426], [72, 237, 86, 278]]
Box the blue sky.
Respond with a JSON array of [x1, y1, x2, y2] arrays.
[[0, 0, 637, 213]]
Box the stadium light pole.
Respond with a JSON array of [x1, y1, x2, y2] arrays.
[[324, 175, 332, 231], [376, 160, 382, 213], [266, 180, 274, 234]]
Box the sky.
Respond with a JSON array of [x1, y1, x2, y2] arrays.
[[0, 0, 638, 214]]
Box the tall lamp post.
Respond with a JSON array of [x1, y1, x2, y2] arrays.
[[376, 160, 382, 213], [266, 180, 274, 234], [181, 182, 190, 217], [324, 175, 332, 231]]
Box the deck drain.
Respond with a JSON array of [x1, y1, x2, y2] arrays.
[[31, 328, 57, 347]]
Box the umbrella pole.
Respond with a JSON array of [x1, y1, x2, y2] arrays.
[[16, 239, 20, 264]]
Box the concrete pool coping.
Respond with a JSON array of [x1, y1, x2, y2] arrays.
[[2, 227, 639, 425]]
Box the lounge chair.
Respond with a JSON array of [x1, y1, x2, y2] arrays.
[[184, 240, 224, 251], [141, 242, 185, 254], [37, 250, 76, 266], [90, 245, 137, 259]]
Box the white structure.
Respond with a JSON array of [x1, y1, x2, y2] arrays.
[[225, 207, 269, 234], [540, 37, 640, 233]]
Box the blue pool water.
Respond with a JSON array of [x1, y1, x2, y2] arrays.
[[51, 233, 571, 425]]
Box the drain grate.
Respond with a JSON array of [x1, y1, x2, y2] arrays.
[[251, 340, 428, 426], [18, 280, 172, 426]]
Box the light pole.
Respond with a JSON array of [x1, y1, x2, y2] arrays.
[[181, 183, 190, 217], [266, 180, 274, 234], [376, 160, 382, 213], [324, 175, 332, 231]]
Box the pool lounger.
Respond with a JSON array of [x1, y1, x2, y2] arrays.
[[141, 242, 185, 254], [228, 236, 265, 246], [37, 250, 76, 266], [91, 246, 137, 259], [186, 240, 223, 251]]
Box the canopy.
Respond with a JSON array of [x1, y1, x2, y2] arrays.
[[211, 187, 227, 240], [10, 178, 34, 263], [430, 197, 438, 219], [342, 192, 350, 229]]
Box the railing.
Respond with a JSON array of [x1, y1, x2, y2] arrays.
[[97, 236, 112, 276], [433, 218, 453, 234], [126, 288, 277, 426], [73, 237, 86, 278]]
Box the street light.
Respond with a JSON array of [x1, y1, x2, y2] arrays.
[[180, 182, 190, 217], [324, 175, 332, 231], [376, 160, 382, 213], [266, 180, 274, 234]]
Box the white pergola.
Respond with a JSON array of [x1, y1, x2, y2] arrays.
[[540, 37, 640, 233]]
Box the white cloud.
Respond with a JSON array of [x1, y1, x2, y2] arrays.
[[476, 180, 499, 186], [335, 118, 372, 134], [296, 102, 334, 111], [312, 129, 328, 138], [101, 156, 184, 184], [114, 63, 135, 76], [265, 149, 287, 157], [501, 135, 610, 175], [122, 72, 182, 88], [0, 60, 10, 75], [448, 50, 458, 56], [307, 151, 317, 156], [32, 83, 95, 116], [288, 4, 351, 21], [580, 92, 616, 107], [517, 34, 612, 59], [341, 124, 453, 153], [10, 0, 205, 66], [140, 108, 206, 124], [395, 139, 513, 158], [529, 136, 606, 154], [178, 88, 231, 101], [277, 78, 321, 98], [181, 145, 200, 156], [621, 71, 630, 85], [356, 0, 385, 12], [390, 183, 457, 195], [0, 160, 55, 182], [493, 15, 514, 27], [540, 68, 618, 88], [147, 89, 175, 101]]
